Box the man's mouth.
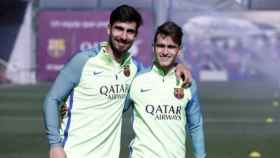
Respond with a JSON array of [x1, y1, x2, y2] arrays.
[[116, 39, 128, 46], [160, 55, 170, 59], [159, 56, 170, 62], [118, 42, 126, 47]]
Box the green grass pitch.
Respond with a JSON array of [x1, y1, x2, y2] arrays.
[[0, 83, 279, 158]]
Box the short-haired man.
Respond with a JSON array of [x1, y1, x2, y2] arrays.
[[126, 21, 206, 158]]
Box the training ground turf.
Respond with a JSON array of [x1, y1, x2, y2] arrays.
[[0, 82, 279, 158]]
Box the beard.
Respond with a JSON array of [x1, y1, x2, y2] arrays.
[[108, 35, 133, 58]]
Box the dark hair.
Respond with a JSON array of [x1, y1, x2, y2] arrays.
[[110, 5, 143, 30], [153, 21, 183, 47]]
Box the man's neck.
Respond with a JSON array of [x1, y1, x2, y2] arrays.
[[154, 62, 175, 76], [105, 45, 123, 63]]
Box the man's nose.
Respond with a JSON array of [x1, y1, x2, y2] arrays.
[[120, 31, 128, 40], [161, 48, 169, 56], [162, 46, 169, 54]]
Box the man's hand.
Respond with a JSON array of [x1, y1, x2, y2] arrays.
[[50, 146, 67, 158], [60, 104, 68, 120], [175, 64, 192, 87]]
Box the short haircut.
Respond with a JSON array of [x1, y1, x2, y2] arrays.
[[110, 5, 143, 30], [154, 21, 183, 47]]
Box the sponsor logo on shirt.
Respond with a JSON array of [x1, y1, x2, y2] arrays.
[[93, 71, 103, 76], [145, 104, 182, 120], [99, 84, 129, 100], [140, 88, 152, 93]]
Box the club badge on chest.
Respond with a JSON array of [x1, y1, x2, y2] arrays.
[[174, 88, 184, 99], [123, 65, 130, 77]]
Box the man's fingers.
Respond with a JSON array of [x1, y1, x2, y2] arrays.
[[50, 146, 66, 158], [174, 64, 192, 87], [60, 104, 68, 118], [181, 69, 192, 88]]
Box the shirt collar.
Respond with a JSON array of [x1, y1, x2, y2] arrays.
[[99, 42, 132, 67], [152, 62, 176, 77]]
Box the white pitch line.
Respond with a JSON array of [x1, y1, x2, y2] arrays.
[[205, 118, 279, 123], [123, 118, 279, 123], [0, 116, 42, 121]]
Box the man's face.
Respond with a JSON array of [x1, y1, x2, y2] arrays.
[[154, 34, 181, 69], [107, 21, 137, 55]]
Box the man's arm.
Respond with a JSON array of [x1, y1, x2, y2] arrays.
[[176, 52, 192, 87], [123, 88, 133, 113], [43, 53, 89, 148], [186, 80, 206, 158], [49, 146, 67, 158], [123, 70, 139, 112], [175, 63, 192, 87]]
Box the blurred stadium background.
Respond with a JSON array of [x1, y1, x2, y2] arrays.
[[1, 0, 280, 158]]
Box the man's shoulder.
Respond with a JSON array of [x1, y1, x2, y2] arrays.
[[76, 44, 102, 57], [67, 43, 103, 65], [185, 79, 198, 94], [130, 57, 144, 71], [132, 69, 152, 83], [130, 70, 153, 96], [63, 43, 103, 73]]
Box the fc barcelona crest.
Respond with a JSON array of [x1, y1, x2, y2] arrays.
[[175, 79, 184, 99], [123, 65, 130, 77], [174, 88, 184, 99]]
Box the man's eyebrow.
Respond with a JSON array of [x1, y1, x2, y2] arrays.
[[127, 28, 136, 33], [156, 44, 178, 48], [114, 26, 125, 30], [113, 26, 136, 33]]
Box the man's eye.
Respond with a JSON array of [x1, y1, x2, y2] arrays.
[[114, 26, 124, 31], [127, 29, 136, 34], [167, 45, 177, 49], [156, 44, 165, 48], [155, 44, 178, 49]]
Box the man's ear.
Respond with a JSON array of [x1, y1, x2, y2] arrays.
[[177, 47, 182, 55], [107, 24, 111, 35], [135, 30, 139, 37]]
